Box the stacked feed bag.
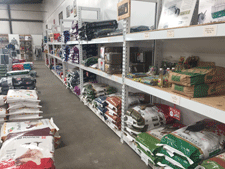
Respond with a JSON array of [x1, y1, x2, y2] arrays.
[[169, 65, 225, 98], [124, 104, 174, 138], [135, 123, 185, 166], [0, 118, 59, 168], [155, 119, 225, 169], [6, 90, 42, 121], [0, 95, 7, 124]]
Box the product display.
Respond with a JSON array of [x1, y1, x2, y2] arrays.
[[196, 152, 225, 169], [158, 0, 198, 29], [156, 119, 225, 168]]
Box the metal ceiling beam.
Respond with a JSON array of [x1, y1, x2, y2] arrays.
[[0, 0, 43, 4], [0, 18, 43, 22], [7, 4, 12, 34]]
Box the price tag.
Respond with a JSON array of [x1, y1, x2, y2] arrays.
[[203, 25, 217, 36], [144, 32, 150, 39], [167, 30, 174, 37], [114, 76, 118, 82], [169, 105, 181, 121], [108, 38, 111, 42], [170, 94, 180, 105]]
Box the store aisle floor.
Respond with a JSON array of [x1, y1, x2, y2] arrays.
[[35, 61, 149, 169]]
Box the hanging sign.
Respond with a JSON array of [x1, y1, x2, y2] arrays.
[[117, 0, 131, 21]]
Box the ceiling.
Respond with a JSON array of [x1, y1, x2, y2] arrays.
[[0, 0, 43, 4]]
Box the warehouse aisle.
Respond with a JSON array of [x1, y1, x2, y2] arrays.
[[35, 61, 149, 169]]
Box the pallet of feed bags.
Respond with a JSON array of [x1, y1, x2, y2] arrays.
[[6, 89, 42, 121], [0, 118, 60, 168]]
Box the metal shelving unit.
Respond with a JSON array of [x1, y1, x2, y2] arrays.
[[45, 1, 225, 168]]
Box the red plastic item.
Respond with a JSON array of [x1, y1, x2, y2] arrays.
[[54, 33, 60, 40], [12, 64, 24, 71]]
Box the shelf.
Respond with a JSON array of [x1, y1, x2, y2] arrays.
[[126, 23, 225, 41], [125, 78, 225, 124], [51, 69, 65, 84], [47, 42, 62, 45], [67, 61, 80, 67], [80, 36, 123, 44], [80, 65, 123, 84], [66, 41, 79, 45], [48, 53, 63, 61]]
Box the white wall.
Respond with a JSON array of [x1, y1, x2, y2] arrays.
[[0, 3, 45, 34], [42, 0, 156, 34]]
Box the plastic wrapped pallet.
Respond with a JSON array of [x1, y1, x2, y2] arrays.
[[169, 66, 225, 86], [0, 128, 55, 168], [156, 119, 225, 169], [171, 81, 225, 98]]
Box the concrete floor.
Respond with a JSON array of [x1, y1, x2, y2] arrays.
[[35, 61, 149, 169]]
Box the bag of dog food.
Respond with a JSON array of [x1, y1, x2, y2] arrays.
[[158, 119, 225, 166], [8, 108, 43, 115], [196, 152, 225, 169], [8, 114, 43, 122], [8, 102, 42, 110], [171, 81, 225, 98], [7, 90, 40, 103], [0, 128, 55, 169], [0, 95, 6, 106], [0, 107, 7, 118], [1, 118, 59, 142], [169, 66, 225, 86], [135, 123, 185, 165]]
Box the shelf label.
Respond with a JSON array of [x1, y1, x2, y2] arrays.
[[144, 32, 150, 39], [167, 30, 174, 37], [114, 76, 118, 82], [108, 38, 111, 42], [170, 94, 180, 105], [117, 0, 131, 21], [203, 25, 217, 36]]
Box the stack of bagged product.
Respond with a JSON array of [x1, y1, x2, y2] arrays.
[[6, 89, 42, 121], [124, 104, 175, 138], [154, 119, 225, 168], [196, 152, 225, 169], [169, 62, 225, 97], [93, 93, 150, 131], [135, 122, 185, 167], [0, 118, 59, 168], [0, 76, 36, 95], [81, 83, 117, 103], [0, 95, 7, 124], [104, 95, 122, 130], [66, 69, 96, 91], [99, 47, 122, 74]]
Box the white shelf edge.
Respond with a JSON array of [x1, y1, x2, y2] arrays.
[[66, 41, 79, 45], [48, 53, 63, 61], [81, 36, 123, 44], [47, 42, 62, 45], [80, 65, 123, 84], [67, 61, 80, 67], [125, 78, 225, 124], [126, 23, 225, 41]]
